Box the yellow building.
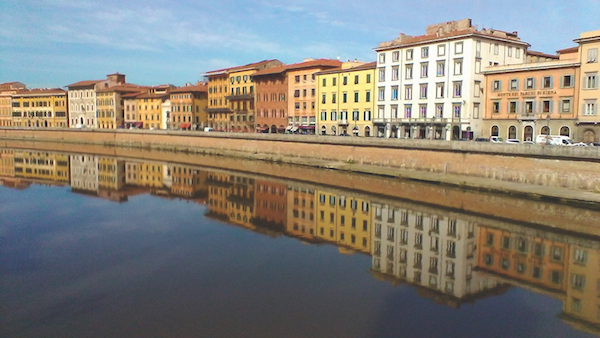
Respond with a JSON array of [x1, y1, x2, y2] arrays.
[[11, 88, 68, 128], [286, 186, 316, 240], [136, 91, 168, 130], [169, 83, 208, 130], [561, 244, 600, 335], [574, 30, 600, 142], [0, 150, 15, 177], [98, 157, 125, 190], [205, 60, 282, 132], [136, 162, 164, 188], [0, 81, 26, 127], [316, 61, 376, 136], [96, 85, 144, 129]]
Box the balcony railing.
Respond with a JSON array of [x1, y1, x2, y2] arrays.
[[337, 119, 349, 125]]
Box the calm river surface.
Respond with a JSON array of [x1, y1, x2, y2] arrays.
[[0, 148, 598, 337]]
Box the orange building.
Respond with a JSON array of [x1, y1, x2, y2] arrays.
[[96, 84, 144, 129], [204, 60, 282, 132], [254, 180, 287, 232], [0, 82, 26, 127], [168, 83, 208, 130], [483, 49, 580, 141]]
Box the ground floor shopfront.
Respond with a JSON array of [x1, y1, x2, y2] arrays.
[[483, 119, 578, 141], [372, 121, 474, 140]]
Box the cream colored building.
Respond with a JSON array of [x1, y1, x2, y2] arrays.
[[67, 73, 126, 128], [574, 30, 600, 142]]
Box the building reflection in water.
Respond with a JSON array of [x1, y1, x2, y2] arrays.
[[0, 148, 599, 336]]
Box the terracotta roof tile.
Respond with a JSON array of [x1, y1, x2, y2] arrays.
[[14, 88, 66, 95], [252, 59, 342, 77], [66, 79, 104, 88], [314, 61, 376, 75], [204, 59, 281, 76], [169, 83, 208, 93], [527, 50, 559, 59], [556, 46, 578, 54]]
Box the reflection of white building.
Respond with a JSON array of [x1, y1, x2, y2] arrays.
[[162, 164, 173, 189], [371, 202, 502, 305], [70, 155, 98, 192]]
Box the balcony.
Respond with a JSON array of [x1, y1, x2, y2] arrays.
[[224, 93, 254, 100], [337, 119, 349, 126]]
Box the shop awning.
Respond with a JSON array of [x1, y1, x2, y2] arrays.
[[299, 125, 315, 130], [256, 127, 269, 132], [290, 127, 299, 132], [180, 123, 191, 129], [134, 122, 143, 127], [277, 126, 286, 131]]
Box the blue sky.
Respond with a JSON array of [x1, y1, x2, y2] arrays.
[[1, 0, 598, 88]]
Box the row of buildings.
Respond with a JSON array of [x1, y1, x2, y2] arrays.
[[0, 148, 598, 335], [2, 20, 600, 142]]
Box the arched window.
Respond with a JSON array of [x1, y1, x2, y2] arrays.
[[491, 126, 499, 137], [559, 126, 570, 137], [508, 126, 517, 139], [540, 126, 550, 135]]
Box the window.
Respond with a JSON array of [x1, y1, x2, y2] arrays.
[[588, 48, 598, 63], [379, 53, 385, 63], [571, 274, 586, 289], [473, 103, 480, 118], [294, 90, 300, 97], [525, 101, 534, 114], [493, 43, 499, 55], [406, 49, 413, 60], [542, 99, 552, 113], [378, 87, 385, 101], [453, 104, 461, 118], [405, 65, 413, 79], [363, 110, 371, 121], [525, 77, 535, 89], [320, 111, 327, 121], [392, 86, 399, 100], [366, 74, 371, 83], [366, 91, 371, 102], [584, 73, 598, 89], [452, 81, 462, 97], [343, 92, 347, 103], [453, 59, 463, 75], [437, 44, 445, 56], [354, 75, 359, 84], [330, 111, 337, 121], [404, 105, 412, 118], [295, 75, 300, 83], [509, 79, 519, 90], [493, 80, 502, 91], [436, 61, 445, 76], [322, 78, 326, 87], [391, 105, 398, 118], [419, 84, 427, 99], [352, 110, 359, 121], [333, 77, 337, 86], [405, 85, 412, 100], [455, 42, 463, 54], [392, 51, 399, 62], [322, 94, 326, 104], [562, 75, 573, 88], [427, 84, 441, 102], [475, 60, 481, 74], [584, 101, 597, 115], [561, 99, 572, 113], [574, 249, 588, 265], [435, 104, 443, 118], [378, 68, 385, 82], [419, 105, 426, 118], [332, 93, 336, 103], [492, 101, 500, 114], [421, 47, 429, 58], [542, 76, 553, 89], [509, 101, 517, 114], [420, 63, 428, 78], [343, 76, 348, 85], [354, 92, 359, 102], [391, 66, 399, 81]]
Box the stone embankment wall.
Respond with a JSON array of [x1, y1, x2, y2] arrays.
[[2, 128, 600, 192]]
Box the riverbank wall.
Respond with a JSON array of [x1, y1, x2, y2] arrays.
[[1, 127, 600, 196]]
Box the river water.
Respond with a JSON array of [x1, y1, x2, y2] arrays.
[[0, 148, 598, 337]]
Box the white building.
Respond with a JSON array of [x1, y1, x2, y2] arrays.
[[70, 154, 98, 192], [373, 19, 529, 140], [66, 73, 126, 128], [371, 202, 501, 304]]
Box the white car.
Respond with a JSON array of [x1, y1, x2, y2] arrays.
[[505, 139, 521, 144]]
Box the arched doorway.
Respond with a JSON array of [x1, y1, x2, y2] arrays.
[[419, 126, 426, 139], [352, 126, 359, 136], [540, 126, 550, 135], [44, 121, 48, 127], [331, 126, 337, 135], [364, 126, 371, 137], [452, 126, 460, 140], [559, 126, 570, 137], [391, 126, 398, 138], [508, 126, 517, 139], [523, 126, 533, 141], [491, 126, 499, 137], [270, 125, 277, 134], [36, 120, 40, 127], [80, 117, 84, 126], [321, 126, 327, 135], [583, 129, 595, 143]]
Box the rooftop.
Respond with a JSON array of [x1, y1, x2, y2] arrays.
[[204, 59, 282, 76], [66, 79, 104, 88], [314, 61, 377, 75], [252, 59, 342, 77], [169, 83, 208, 93], [14, 88, 66, 96]]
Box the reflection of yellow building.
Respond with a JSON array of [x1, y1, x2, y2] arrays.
[[561, 244, 600, 335], [207, 172, 232, 219], [0, 150, 15, 177], [315, 190, 372, 253], [170, 166, 208, 199], [137, 162, 164, 188], [286, 186, 316, 240], [13, 151, 69, 184], [206, 173, 256, 231], [98, 157, 125, 190], [11, 88, 68, 128]]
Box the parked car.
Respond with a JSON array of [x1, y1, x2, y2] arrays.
[[505, 139, 521, 144], [589, 142, 600, 146], [490, 136, 504, 143], [569, 142, 588, 146], [474, 138, 489, 142]]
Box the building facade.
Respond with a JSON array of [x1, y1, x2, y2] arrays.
[[253, 65, 289, 133], [11, 88, 68, 128], [0, 82, 26, 127], [169, 83, 208, 130], [574, 30, 600, 142], [67, 73, 126, 128], [373, 19, 529, 140], [482, 49, 580, 141], [204, 60, 282, 132], [96, 85, 143, 129], [316, 61, 376, 136]]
